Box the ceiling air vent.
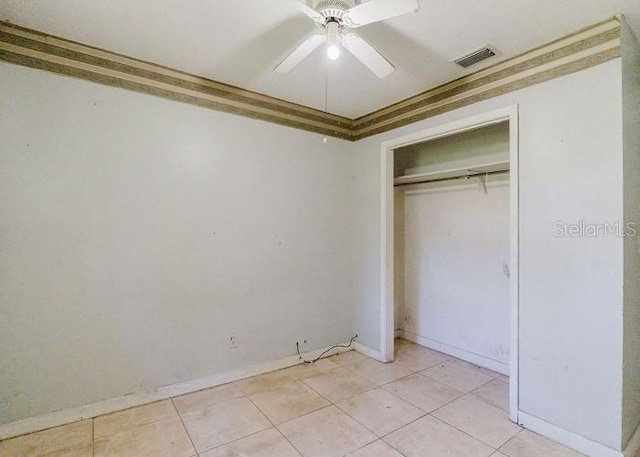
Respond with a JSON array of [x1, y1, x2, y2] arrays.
[[454, 46, 497, 68]]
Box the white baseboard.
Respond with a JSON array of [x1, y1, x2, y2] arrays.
[[623, 421, 640, 457], [353, 342, 384, 362], [0, 342, 353, 441], [398, 330, 509, 375], [518, 411, 624, 457]]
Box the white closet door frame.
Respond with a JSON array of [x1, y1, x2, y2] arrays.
[[379, 105, 520, 423]]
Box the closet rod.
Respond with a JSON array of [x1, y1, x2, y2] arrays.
[[393, 169, 510, 187]]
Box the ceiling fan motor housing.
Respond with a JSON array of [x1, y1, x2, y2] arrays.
[[312, 0, 356, 23], [276, 0, 418, 78], [325, 20, 341, 44]]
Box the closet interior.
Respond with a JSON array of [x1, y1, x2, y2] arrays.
[[393, 121, 511, 374]]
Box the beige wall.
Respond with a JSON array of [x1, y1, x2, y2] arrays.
[[351, 59, 626, 450], [0, 61, 355, 424]]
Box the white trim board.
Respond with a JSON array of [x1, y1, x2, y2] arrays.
[[399, 330, 509, 375], [353, 341, 384, 362], [518, 411, 634, 457], [0, 342, 354, 441], [379, 105, 520, 422]]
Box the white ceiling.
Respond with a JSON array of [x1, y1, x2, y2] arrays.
[[1, 0, 639, 118]]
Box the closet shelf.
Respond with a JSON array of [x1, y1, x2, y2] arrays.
[[394, 159, 510, 186]]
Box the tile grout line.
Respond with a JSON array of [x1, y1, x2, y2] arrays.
[[338, 361, 414, 387], [430, 404, 521, 451], [173, 391, 274, 455], [467, 390, 510, 413], [334, 374, 431, 429], [384, 370, 452, 393], [198, 427, 275, 455], [379, 364, 442, 387], [380, 412, 501, 455], [233, 368, 345, 434], [379, 394, 445, 440], [469, 375, 508, 392], [170, 398, 199, 456], [262, 396, 335, 429], [243, 393, 305, 457], [274, 427, 304, 457], [297, 343, 500, 451], [497, 428, 525, 456], [431, 412, 503, 452], [298, 378, 344, 405], [292, 361, 402, 454], [7, 341, 510, 457], [308, 346, 511, 456], [334, 393, 429, 442], [379, 412, 436, 452], [298, 369, 378, 405], [413, 372, 510, 428], [87, 400, 177, 441], [405, 352, 509, 414], [417, 366, 502, 395], [282, 351, 431, 456], [272, 358, 391, 426], [448, 356, 504, 374], [244, 392, 277, 429], [244, 372, 337, 421], [91, 418, 95, 457], [373, 347, 513, 454]]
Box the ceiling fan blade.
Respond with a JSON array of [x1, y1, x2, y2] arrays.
[[296, 0, 325, 24], [342, 33, 394, 78], [344, 0, 420, 28], [274, 34, 325, 74]]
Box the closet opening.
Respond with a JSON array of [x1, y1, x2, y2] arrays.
[[379, 106, 519, 422]]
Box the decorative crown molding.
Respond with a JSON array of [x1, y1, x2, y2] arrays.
[[0, 22, 354, 140], [351, 16, 621, 140], [0, 16, 622, 142]]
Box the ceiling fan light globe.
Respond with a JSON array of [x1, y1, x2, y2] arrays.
[[325, 20, 342, 44], [327, 44, 341, 60]]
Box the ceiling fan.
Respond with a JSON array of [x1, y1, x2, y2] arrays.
[[275, 0, 420, 78]]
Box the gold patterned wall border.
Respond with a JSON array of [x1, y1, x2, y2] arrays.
[[0, 17, 623, 142], [351, 16, 621, 140], [0, 22, 354, 140]]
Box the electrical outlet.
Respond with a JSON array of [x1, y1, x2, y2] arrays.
[[229, 335, 238, 349]]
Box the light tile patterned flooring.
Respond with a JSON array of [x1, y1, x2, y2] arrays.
[[0, 339, 586, 457]]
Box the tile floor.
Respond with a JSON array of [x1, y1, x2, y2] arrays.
[[0, 339, 587, 457]]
